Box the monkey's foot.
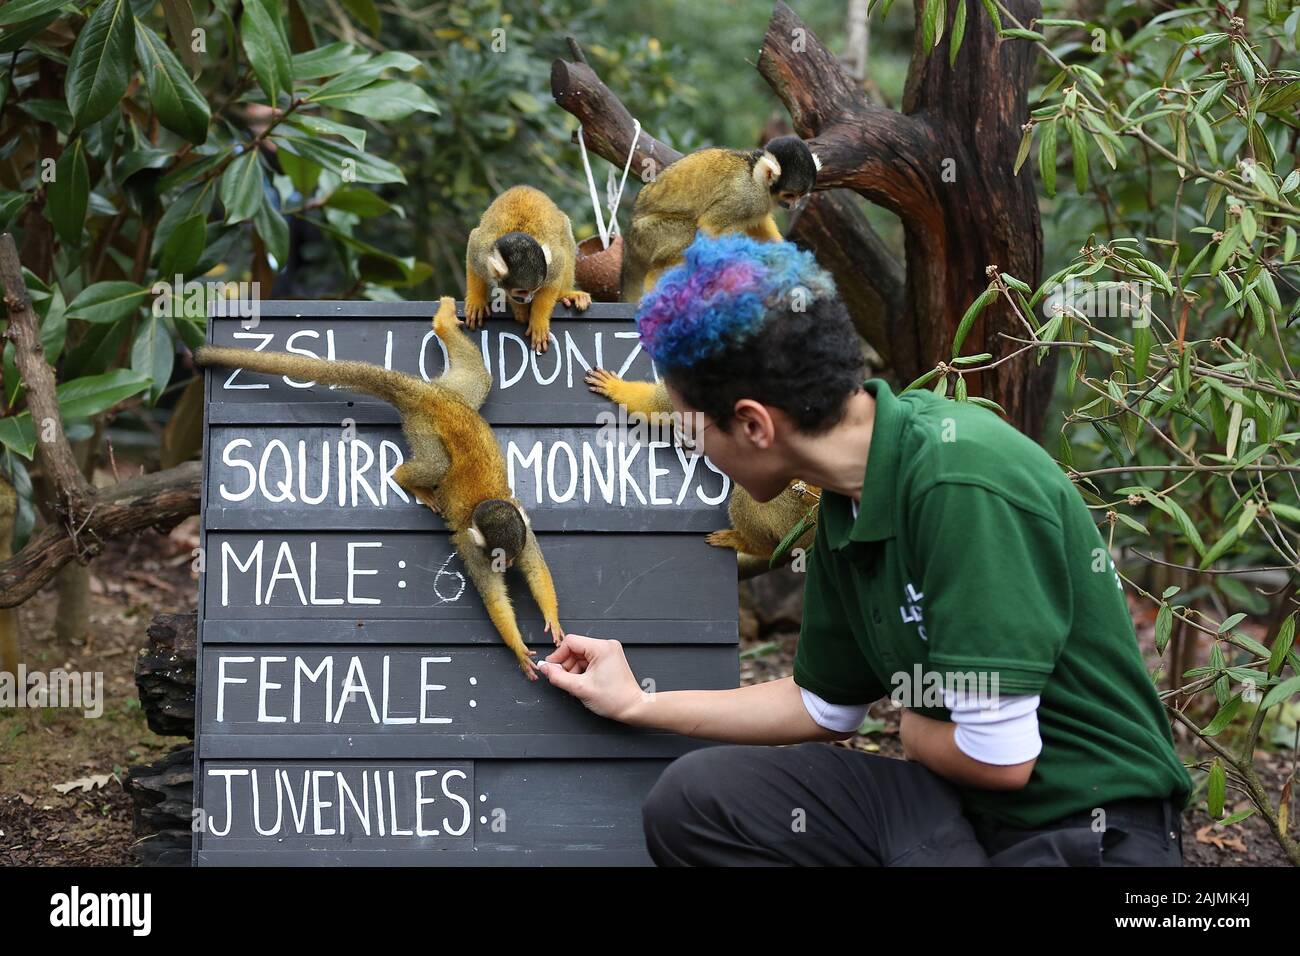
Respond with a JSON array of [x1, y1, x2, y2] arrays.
[[527, 322, 551, 353], [584, 367, 621, 398], [464, 298, 489, 328], [516, 649, 540, 681], [544, 618, 565, 646], [561, 290, 592, 311], [705, 529, 743, 551]]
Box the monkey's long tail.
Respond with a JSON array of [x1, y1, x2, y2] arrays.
[[194, 346, 435, 412]]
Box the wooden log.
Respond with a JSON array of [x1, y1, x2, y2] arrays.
[[124, 743, 194, 866], [136, 612, 197, 737]]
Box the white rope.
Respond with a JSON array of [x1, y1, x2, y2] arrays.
[[577, 119, 640, 250]]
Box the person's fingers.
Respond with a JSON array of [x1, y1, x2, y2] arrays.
[[545, 641, 579, 666], [555, 633, 604, 657], [536, 659, 582, 693]]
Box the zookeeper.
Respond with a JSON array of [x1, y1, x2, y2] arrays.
[[538, 233, 1192, 867]]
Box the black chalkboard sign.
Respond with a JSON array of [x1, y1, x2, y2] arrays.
[[193, 301, 739, 865]]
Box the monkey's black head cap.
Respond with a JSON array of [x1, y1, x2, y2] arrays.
[[764, 136, 819, 201], [496, 232, 549, 298], [472, 499, 529, 563]]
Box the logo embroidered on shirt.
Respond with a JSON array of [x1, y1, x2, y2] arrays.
[[899, 582, 927, 641]]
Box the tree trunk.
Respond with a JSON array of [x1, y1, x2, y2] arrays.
[[552, 2, 1053, 438], [52, 437, 97, 645], [0, 473, 18, 676], [758, 0, 1053, 437]]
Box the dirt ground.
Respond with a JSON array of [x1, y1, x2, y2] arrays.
[[0, 518, 199, 867], [0, 521, 1295, 867]]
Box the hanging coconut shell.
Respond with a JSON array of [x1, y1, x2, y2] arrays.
[[575, 234, 623, 302]]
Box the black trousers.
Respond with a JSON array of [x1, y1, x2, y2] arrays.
[[642, 743, 1183, 866]]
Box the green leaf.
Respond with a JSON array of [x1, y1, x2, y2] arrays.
[[64, 0, 135, 129], [241, 0, 293, 107], [949, 0, 967, 66], [1198, 522, 1242, 570], [0, 414, 37, 459], [65, 281, 149, 324], [1206, 758, 1225, 818], [1268, 615, 1295, 678], [1161, 495, 1206, 556], [220, 149, 265, 225], [157, 212, 207, 278], [1202, 696, 1241, 736], [252, 195, 289, 267], [0, 190, 28, 229], [1155, 603, 1173, 654], [1192, 112, 1217, 165], [134, 20, 209, 144], [130, 315, 173, 404], [1218, 612, 1246, 634], [952, 286, 997, 357], [285, 114, 367, 150], [1038, 118, 1057, 198], [1069, 118, 1088, 194], [291, 42, 369, 81], [1232, 41, 1255, 91], [769, 505, 818, 569], [1260, 675, 1300, 711], [271, 133, 405, 184], [55, 368, 152, 420], [902, 367, 943, 393], [340, 0, 380, 34], [0, 0, 69, 27], [1193, 79, 1226, 116], [1013, 124, 1034, 175], [324, 185, 399, 218], [46, 139, 88, 245], [923, 0, 945, 49], [306, 79, 438, 120]]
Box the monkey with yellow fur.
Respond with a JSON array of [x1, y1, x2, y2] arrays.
[[620, 136, 821, 303], [195, 297, 561, 680], [464, 185, 591, 354], [585, 369, 818, 578]]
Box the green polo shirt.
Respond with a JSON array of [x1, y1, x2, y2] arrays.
[[794, 379, 1192, 830]]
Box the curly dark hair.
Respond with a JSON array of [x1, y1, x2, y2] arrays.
[[665, 293, 866, 434]]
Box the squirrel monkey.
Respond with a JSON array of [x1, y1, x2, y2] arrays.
[[195, 298, 562, 680], [620, 136, 821, 303], [464, 185, 592, 354], [585, 368, 819, 579]]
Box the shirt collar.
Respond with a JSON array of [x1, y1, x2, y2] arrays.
[[822, 379, 902, 550]]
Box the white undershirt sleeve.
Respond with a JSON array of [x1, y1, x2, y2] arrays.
[[800, 686, 870, 734], [944, 688, 1043, 765]]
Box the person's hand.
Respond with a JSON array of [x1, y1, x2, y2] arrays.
[[536, 634, 646, 722], [898, 708, 920, 761]]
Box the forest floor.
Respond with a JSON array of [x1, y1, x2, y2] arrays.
[[0, 517, 199, 867], [0, 526, 1294, 867]]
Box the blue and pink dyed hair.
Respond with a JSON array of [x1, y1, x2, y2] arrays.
[[635, 233, 838, 373]]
